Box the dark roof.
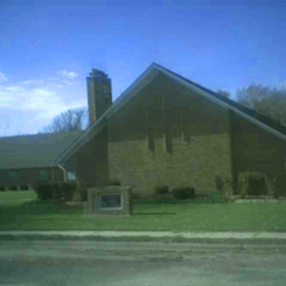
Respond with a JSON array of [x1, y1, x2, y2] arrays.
[[154, 63, 286, 136], [0, 132, 82, 170]]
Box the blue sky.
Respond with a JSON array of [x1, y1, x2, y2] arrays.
[[0, 0, 286, 136]]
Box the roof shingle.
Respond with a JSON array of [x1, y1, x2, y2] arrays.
[[0, 132, 81, 170]]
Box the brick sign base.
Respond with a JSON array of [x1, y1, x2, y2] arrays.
[[86, 186, 132, 216]]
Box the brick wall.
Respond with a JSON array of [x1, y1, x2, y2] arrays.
[[68, 127, 109, 187], [0, 166, 64, 187], [230, 111, 286, 192], [107, 74, 232, 197]]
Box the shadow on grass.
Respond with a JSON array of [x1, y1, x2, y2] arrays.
[[0, 199, 81, 216], [133, 212, 176, 216]]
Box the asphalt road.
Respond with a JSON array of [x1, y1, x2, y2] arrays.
[[1, 240, 286, 286]]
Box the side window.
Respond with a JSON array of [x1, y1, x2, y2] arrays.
[[38, 169, 49, 181], [9, 171, 20, 182], [67, 172, 77, 181]]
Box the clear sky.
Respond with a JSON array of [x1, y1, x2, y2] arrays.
[[0, 0, 286, 136]]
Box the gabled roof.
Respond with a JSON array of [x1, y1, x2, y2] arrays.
[[0, 131, 82, 170], [57, 63, 286, 163]]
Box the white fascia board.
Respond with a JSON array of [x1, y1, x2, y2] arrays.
[[56, 64, 160, 163], [155, 65, 286, 142]]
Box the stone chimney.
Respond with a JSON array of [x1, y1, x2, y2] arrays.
[[87, 69, 112, 125]]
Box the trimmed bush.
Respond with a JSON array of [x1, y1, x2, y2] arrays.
[[273, 175, 286, 198], [214, 176, 224, 193], [9, 185, 18, 191], [108, 178, 121, 186], [210, 191, 222, 203], [154, 185, 169, 195], [35, 181, 77, 201], [52, 182, 63, 199], [238, 172, 268, 198], [214, 173, 234, 199], [265, 176, 277, 198], [35, 183, 54, 200], [75, 180, 88, 201], [173, 187, 195, 200], [61, 182, 76, 201], [20, 185, 29, 191]]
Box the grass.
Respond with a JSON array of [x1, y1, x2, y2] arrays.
[[1, 191, 286, 232], [0, 190, 37, 204]]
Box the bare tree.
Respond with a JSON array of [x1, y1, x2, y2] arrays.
[[236, 84, 286, 126], [217, 89, 231, 98], [43, 108, 88, 133]]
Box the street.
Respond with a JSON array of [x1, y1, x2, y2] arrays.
[[1, 240, 286, 285]]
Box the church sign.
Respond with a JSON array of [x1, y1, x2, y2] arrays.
[[99, 193, 122, 209], [86, 186, 132, 216]]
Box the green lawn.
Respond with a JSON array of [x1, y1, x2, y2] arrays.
[[1, 191, 286, 231]]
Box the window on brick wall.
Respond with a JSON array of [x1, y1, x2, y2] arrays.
[[67, 171, 77, 181], [146, 109, 155, 151], [148, 125, 155, 151], [181, 113, 191, 143], [38, 169, 49, 181], [9, 171, 20, 182], [165, 125, 173, 154]]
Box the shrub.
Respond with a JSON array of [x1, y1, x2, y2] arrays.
[[76, 180, 88, 201], [61, 182, 76, 201], [154, 185, 169, 195], [35, 183, 54, 200], [0, 185, 5, 191], [35, 181, 77, 201], [132, 193, 141, 200], [173, 187, 195, 200], [52, 182, 63, 199], [238, 171, 268, 198], [214, 176, 224, 193], [20, 185, 29, 191], [108, 178, 121, 186], [265, 176, 277, 198], [9, 185, 18, 191], [210, 191, 222, 203], [214, 173, 234, 199]]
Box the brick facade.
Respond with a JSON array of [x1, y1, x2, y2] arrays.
[[230, 112, 286, 192], [65, 71, 286, 198], [0, 167, 64, 190], [106, 74, 233, 197]]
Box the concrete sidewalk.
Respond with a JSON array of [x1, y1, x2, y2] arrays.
[[1, 230, 286, 240]]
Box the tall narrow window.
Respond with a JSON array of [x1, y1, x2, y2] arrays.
[[165, 123, 173, 154], [146, 109, 155, 151], [161, 97, 173, 153], [181, 113, 190, 143]]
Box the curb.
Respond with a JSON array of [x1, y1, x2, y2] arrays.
[[1, 231, 286, 245]]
